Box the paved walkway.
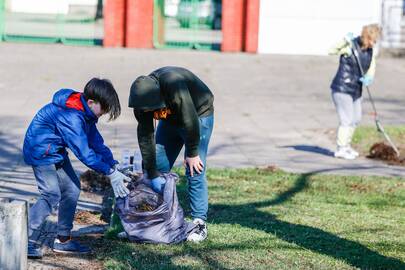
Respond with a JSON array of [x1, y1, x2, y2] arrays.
[[0, 43, 404, 206]]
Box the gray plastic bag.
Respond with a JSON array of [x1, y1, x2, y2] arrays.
[[115, 173, 197, 244]]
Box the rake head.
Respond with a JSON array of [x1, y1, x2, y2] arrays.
[[375, 120, 401, 158]]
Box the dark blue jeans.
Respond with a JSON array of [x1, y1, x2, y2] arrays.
[[155, 114, 214, 221], [29, 157, 80, 237]]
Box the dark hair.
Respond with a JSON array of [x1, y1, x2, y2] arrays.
[[83, 78, 121, 121]]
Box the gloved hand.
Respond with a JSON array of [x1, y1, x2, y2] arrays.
[[339, 32, 354, 57], [344, 32, 354, 44], [359, 75, 373, 86], [150, 176, 167, 194], [108, 169, 130, 198], [341, 47, 352, 57]]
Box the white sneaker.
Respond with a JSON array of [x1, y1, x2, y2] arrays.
[[347, 146, 359, 157], [187, 218, 207, 242], [117, 231, 128, 239], [334, 147, 357, 160]]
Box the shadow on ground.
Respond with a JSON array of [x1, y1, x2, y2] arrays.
[[281, 144, 335, 157], [207, 170, 404, 269], [96, 168, 404, 269]]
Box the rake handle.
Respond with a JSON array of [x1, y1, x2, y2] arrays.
[[349, 41, 400, 157]]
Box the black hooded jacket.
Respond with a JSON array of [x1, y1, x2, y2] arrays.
[[129, 66, 214, 178]]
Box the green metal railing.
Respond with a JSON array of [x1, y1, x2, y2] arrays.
[[0, 0, 4, 41], [153, 0, 222, 50], [0, 0, 102, 46]]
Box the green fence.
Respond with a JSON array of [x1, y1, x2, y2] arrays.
[[0, 0, 103, 46], [153, 0, 222, 50], [0, 0, 4, 41]]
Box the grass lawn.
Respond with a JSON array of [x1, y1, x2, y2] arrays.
[[352, 125, 405, 155], [90, 168, 405, 270]]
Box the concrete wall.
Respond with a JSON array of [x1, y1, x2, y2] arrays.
[[8, 0, 69, 14], [258, 0, 382, 55], [67, 0, 99, 5], [7, 0, 98, 14]]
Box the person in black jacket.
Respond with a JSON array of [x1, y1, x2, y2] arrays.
[[128, 66, 214, 242], [329, 24, 381, 160]]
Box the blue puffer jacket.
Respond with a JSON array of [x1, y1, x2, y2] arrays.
[[23, 89, 117, 175]]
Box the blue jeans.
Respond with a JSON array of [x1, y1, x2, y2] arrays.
[[155, 114, 214, 221], [29, 156, 81, 237]]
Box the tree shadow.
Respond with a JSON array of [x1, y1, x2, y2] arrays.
[[87, 233, 261, 270], [205, 170, 405, 269], [90, 168, 405, 269], [0, 129, 25, 170]]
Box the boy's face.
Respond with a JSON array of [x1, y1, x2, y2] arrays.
[[87, 99, 105, 118]]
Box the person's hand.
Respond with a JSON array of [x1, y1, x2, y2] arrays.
[[341, 46, 352, 57], [344, 32, 354, 44], [359, 75, 373, 86], [108, 169, 130, 198], [150, 176, 167, 194], [184, 155, 204, 177], [340, 32, 354, 57]]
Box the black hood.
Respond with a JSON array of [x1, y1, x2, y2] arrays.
[[128, 75, 166, 110]]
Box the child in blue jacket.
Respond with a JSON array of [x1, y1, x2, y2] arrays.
[[23, 78, 130, 258]]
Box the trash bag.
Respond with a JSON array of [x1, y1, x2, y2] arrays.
[[125, 181, 163, 212], [115, 172, 197, 244]]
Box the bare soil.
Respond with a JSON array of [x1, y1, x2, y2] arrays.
[[80, 170, 111, 192], [28, 234, 105, 270], [367, 142, 405, 166], [74, 210, 107, 226]]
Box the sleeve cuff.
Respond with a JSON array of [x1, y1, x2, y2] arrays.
[[186, 146, 199, 158], [110, 159, 119, 167], [147, 169, 160, 179]]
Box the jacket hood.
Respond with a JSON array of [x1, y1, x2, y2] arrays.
[[52, 88, 97, 121], [52, 88, 76, 107], [128, 75, 166, 110]]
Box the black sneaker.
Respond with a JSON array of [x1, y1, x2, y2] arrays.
[[28, 241, 43, 259], [187, 218, 207, 242], [52, 238, 91, 254]]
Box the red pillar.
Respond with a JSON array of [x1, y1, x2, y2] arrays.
[[103, 0, 126, 47], [245, 0, 260, 53], [125, 0, 154, 48], [221, 0, 245, 52]]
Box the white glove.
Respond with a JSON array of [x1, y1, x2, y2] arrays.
[[108, 169, 130, 198]]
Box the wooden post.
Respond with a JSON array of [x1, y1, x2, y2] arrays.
[[0, 198, 28, 270]]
